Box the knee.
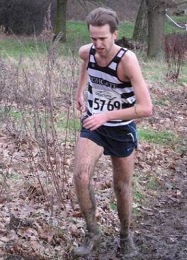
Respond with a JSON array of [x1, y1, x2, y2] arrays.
[[73, 163, 91, 187], [114, 181, 131, 196]]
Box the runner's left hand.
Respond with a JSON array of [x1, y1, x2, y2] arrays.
[[83, 114, 107, 131]]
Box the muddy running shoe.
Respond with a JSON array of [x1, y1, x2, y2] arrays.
[[73, 231, 101, 257], [120, 232, 138, 257]]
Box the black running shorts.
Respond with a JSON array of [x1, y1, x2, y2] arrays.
[[80, 121, 138, 157]]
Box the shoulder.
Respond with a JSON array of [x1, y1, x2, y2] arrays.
[[78, 43, 93, 61], [121, 49, 141, 72], [118, 49, 143, 79], [121, 49, 138, 63]]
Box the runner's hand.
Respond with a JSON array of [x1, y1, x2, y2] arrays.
[[83, 113, 107, 130], [76, 95, 86, 112]]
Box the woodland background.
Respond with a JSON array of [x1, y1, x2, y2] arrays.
[[0, 0, 187, 259]]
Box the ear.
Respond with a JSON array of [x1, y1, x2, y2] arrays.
[[113, 30, 118, 40]]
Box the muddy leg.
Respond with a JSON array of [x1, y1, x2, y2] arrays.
[[73, 137, 103, 256], [111, 151, 138, 257]]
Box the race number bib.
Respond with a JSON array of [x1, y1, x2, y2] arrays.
[[92, 89, 122, 114]]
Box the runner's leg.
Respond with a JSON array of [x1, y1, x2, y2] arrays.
[[74, 137, 103, 233], [111, 151, 138, 256]]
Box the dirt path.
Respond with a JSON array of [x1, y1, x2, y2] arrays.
[[136, 170, 187, 260]]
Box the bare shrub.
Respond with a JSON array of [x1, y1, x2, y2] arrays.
[[0, 41, 80, 207], [165, 33, 187, 81]]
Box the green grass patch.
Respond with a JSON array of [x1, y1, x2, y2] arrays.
[[141, 59, 167, 80], [141, 49, 187, 84], [7, 172, 21, 180], [56, 114, 81, 131], [110, 201, 117, 211], [0, 20, 135, 59], [0, 17, 186, 59], [0, 38, 50, 58], [8, 110, 23, 120], [66, 21, 90, 46], [0, 107, 80, 132], [132, 207, 142, 217], [154, 97, 169, 106], [138, 128, 177, 145], [180, 65, 187, 85], [0, 107, 23, 121], [132, 190, 144, 216], [134, 190, 144, 202], [146, 176, 161, 190], [118, 21, 135, 39]]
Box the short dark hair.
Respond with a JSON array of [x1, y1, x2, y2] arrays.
[[86, 7, 119, 33]]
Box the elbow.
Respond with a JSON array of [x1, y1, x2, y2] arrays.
[[145, 104, 153, 117], [135, 103, 153, 118]]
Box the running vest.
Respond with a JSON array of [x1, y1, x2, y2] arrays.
[[87, 45, 136, 127]]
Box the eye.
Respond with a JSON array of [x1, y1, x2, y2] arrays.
[[91, 37, 106, 41]]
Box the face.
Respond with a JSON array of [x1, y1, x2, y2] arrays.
[[89, 24, 118, 57]]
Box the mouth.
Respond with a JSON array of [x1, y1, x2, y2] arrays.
[[96, 48, 105, 53]]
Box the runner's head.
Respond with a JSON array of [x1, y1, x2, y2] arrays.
[[86, 7, 119, 33]]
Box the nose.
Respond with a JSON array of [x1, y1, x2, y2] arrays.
[[95, 39, 102, 48]]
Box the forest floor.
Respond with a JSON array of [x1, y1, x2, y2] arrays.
[[0, 63, 187, 259]]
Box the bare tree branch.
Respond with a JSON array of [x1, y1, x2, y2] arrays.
[[175, 1, 187, 6], [162, 0, 187, 8], [74, 0, 103, 13]]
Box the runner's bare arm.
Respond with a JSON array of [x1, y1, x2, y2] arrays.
[[76, 44, 92, 112], [121, 50, 152, 117], [101, 50, 152, 121]]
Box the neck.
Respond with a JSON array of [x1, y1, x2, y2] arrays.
[[95, 45, 120, 67], [98, 44, 120, 59]]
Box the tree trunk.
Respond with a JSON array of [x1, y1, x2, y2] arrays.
[[132, 0, 148, 43], [54, 0, 68, 42], [146, 0, 166, 59]]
